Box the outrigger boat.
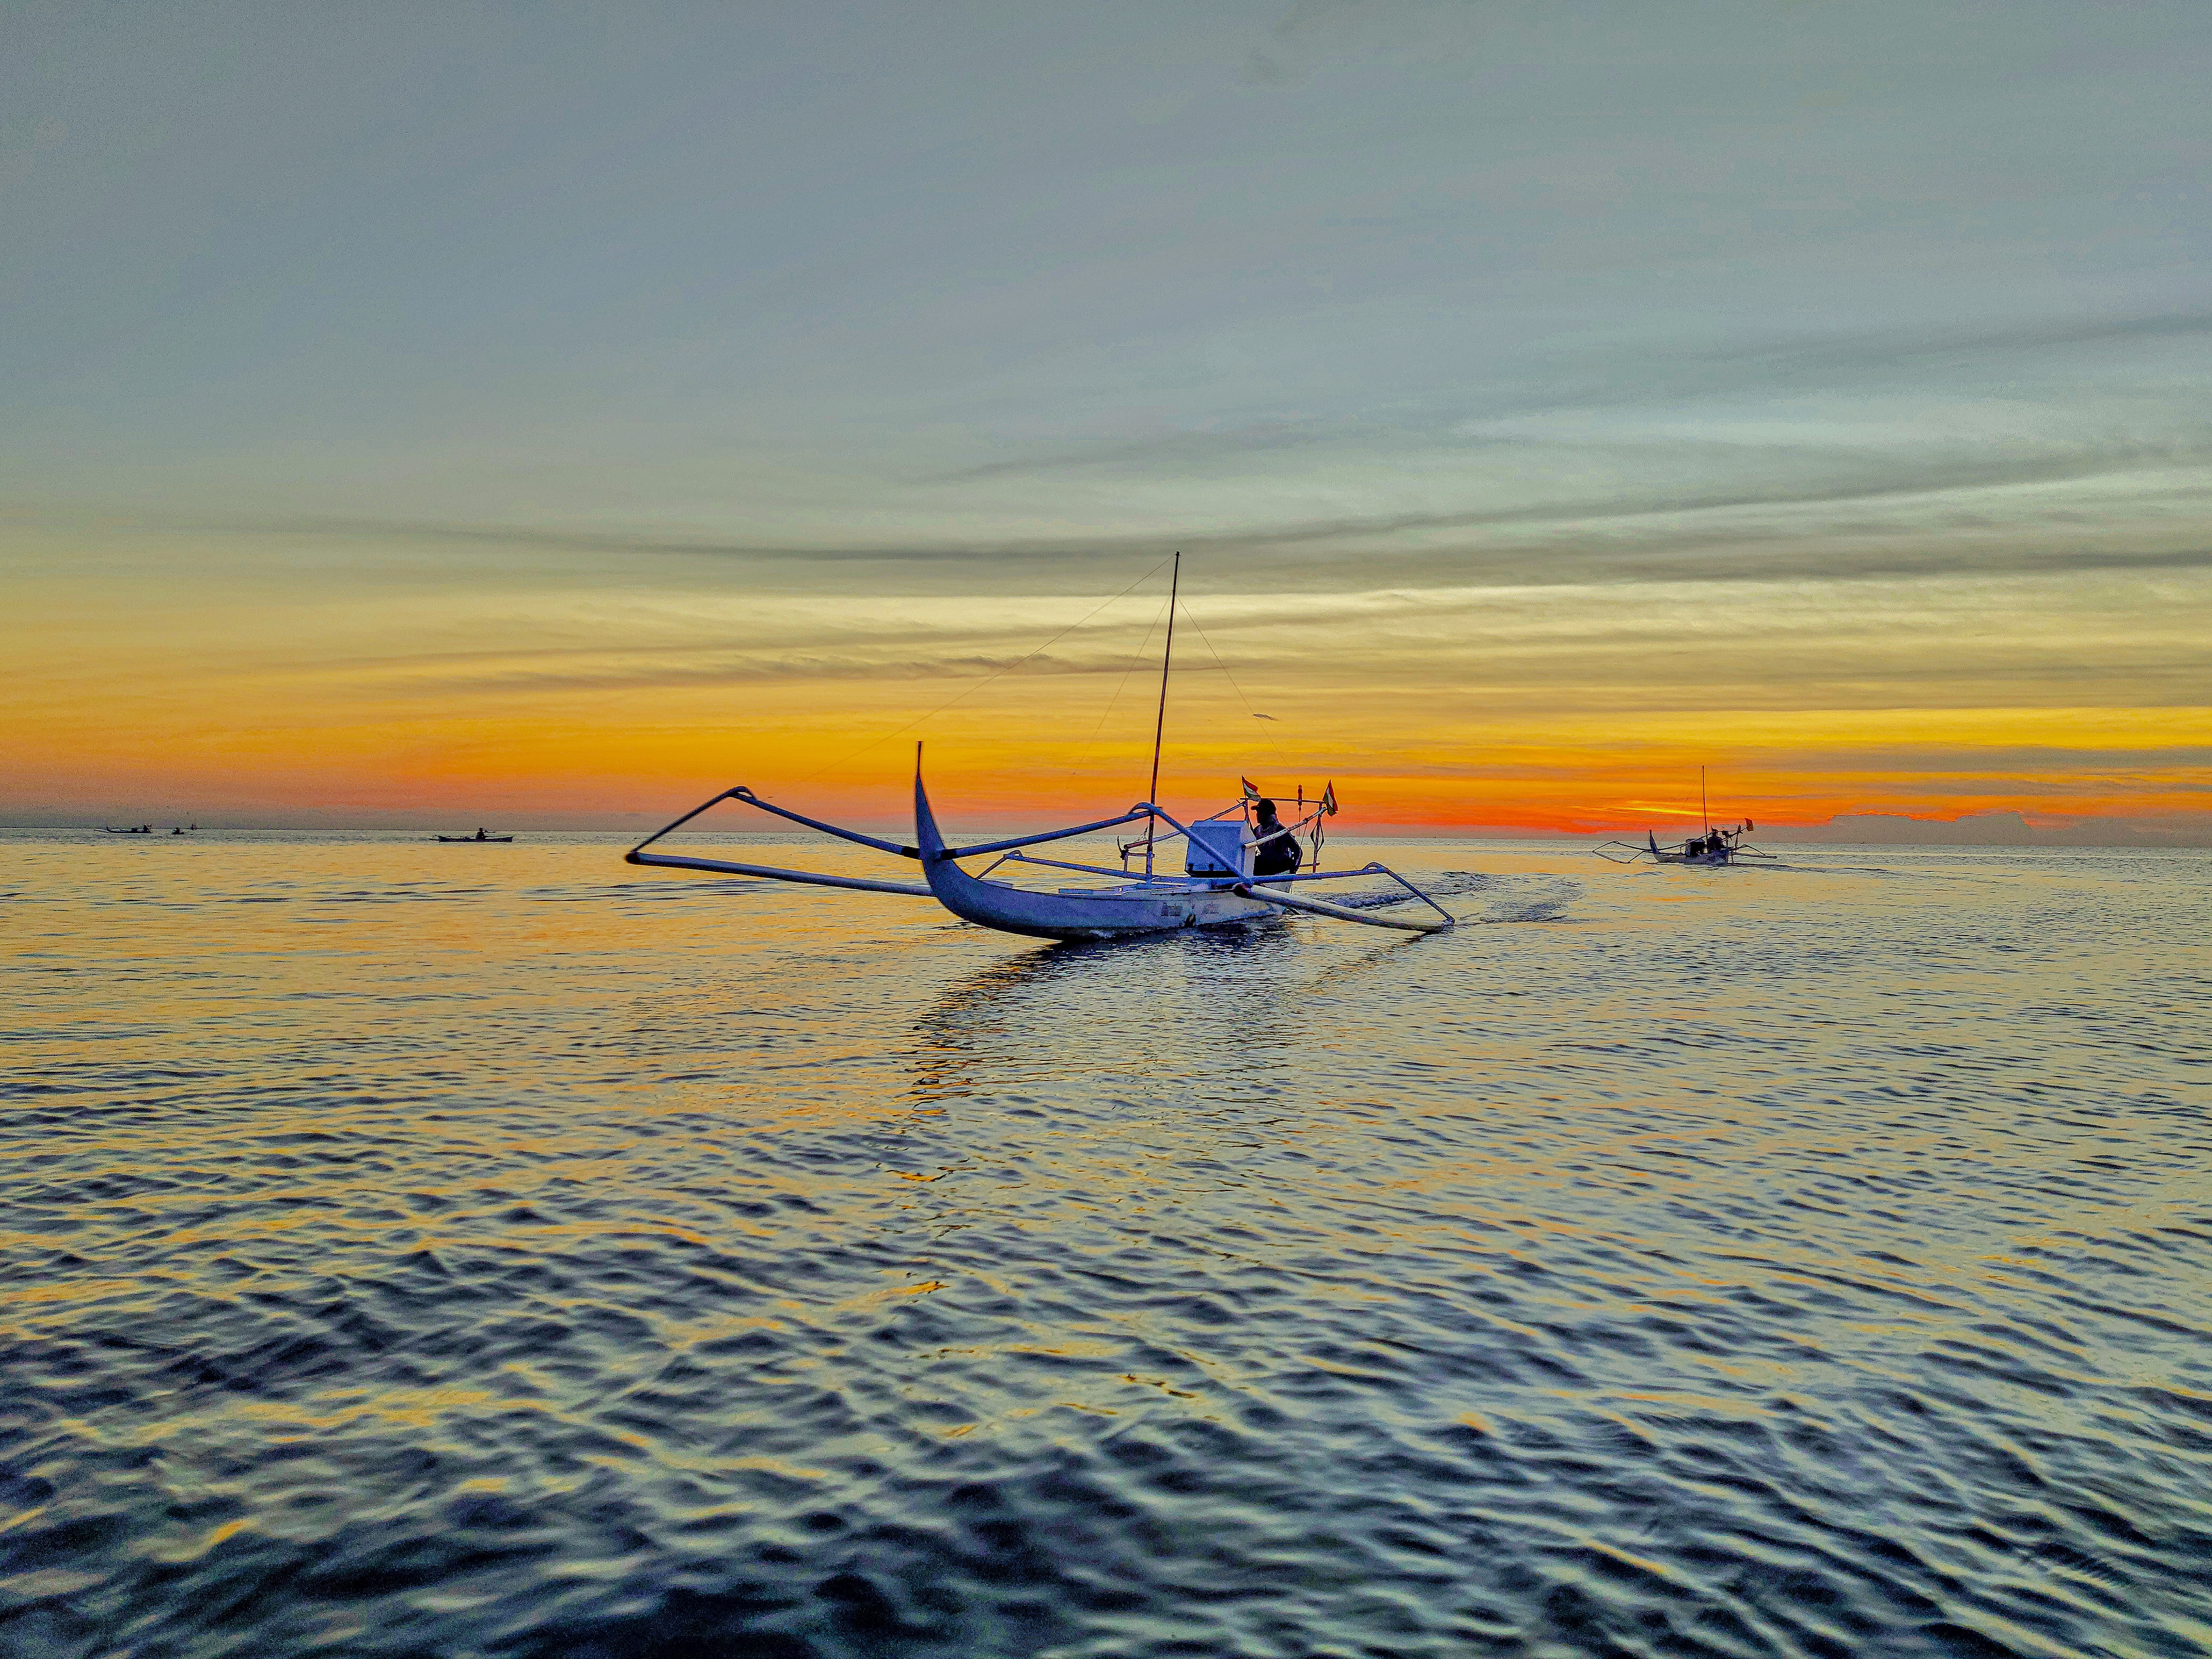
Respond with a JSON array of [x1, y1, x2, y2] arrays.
[[437, 830, 514, 843], [1594, 768, 1773, 867], [1595, 823, 1769, 866], [623, 556, 1455, 942]]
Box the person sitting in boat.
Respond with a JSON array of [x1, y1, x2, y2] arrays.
[[1251, 798, 1302, 877]]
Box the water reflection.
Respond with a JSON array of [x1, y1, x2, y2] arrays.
[[907, 918, 1320, 1096], [3, 831, 2207, 1659]]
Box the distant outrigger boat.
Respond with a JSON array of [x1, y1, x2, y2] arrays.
[[625, 556, 1455, 942], [1594, 769, 1773, 867], [437, 830, 514, 843]]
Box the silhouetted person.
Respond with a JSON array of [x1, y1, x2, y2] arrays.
[[1251, 798, 1302, 878]]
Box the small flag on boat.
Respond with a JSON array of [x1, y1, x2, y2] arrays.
[[1241, 777, 1260, 799], [1745, 817, 1755, 831], [1322, 782, 1338, 815]]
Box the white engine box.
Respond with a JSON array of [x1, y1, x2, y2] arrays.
[[1184, 820, 1252, 877]]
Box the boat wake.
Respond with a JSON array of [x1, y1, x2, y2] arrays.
[[1476, 874, 1577, 923]]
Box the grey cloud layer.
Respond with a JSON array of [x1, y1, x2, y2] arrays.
[[30, 418, 2207, 600], [4, 0, 2207, 721], [204, 569, 2200, 721]]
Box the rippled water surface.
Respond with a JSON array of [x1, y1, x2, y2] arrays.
[[5, 829, 2209, 1658]]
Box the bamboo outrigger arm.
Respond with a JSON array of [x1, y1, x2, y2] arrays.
[[938, 810, 1156, 862], [1232, 878, 1454, 933], [629, 785, 913, 856], [625, 848, 935, 896], [623, 784, 937, 895], [623, 783, 1160, 898]]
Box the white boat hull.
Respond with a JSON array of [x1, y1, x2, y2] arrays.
[[915, 774, 1275, 939]]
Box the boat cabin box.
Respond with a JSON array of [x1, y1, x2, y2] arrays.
[[1184, 821, 1253, 878]]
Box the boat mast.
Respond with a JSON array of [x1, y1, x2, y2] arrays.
[[1700, 765, 1709, 833], [1145, 551, 1180, 880]]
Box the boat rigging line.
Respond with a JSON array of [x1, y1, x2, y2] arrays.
[[1144, 551, 1180, 879], [1087, 593, 1170, 746], [793, 551, 1177, 785]]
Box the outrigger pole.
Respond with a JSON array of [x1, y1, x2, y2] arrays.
[[1144, 551, 1180, 881]]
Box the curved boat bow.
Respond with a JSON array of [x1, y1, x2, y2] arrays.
[[913, 764, 1275, 941]]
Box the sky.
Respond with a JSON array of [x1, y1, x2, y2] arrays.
[[5, 0, 2208, 837]]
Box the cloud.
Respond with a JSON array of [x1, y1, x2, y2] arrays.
[[134, 561, 2182, 725], [1751, 745, 2212, 775], [1764, 809, 2212, 846], [1241, 0, 1488, 87], [1685, 309, 2212, 383], [20, 417, 2208, 599]]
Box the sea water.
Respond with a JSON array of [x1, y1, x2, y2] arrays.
[[3, 830, 2207, 1658]]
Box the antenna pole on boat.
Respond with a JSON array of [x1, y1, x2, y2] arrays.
[[1145, 551, 1180, 881], [1701, 766, 1709, 833]]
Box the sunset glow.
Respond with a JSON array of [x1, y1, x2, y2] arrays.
[[5, 5, 2207, 840], [12, 538, 2205, 836]]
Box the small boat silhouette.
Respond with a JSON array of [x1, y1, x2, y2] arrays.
[[1594, 769, 1773, 867]]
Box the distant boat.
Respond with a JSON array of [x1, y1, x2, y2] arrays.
[[103, 825, 154, 834], [1597, 825, 1769, 866], [1594, 768, 1773, 867], [437, 829, 514, 842]]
